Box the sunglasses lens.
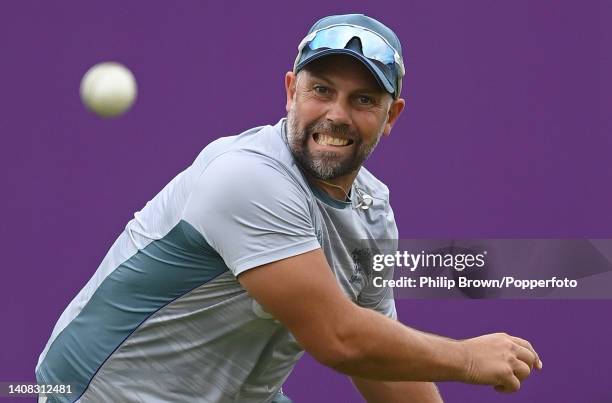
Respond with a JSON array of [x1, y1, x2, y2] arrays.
[[307, 26, 398, 67]]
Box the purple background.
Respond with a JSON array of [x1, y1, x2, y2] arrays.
[[2, 1, 611, 402]]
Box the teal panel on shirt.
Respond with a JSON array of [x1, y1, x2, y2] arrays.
[[36, 220, 228, 403]]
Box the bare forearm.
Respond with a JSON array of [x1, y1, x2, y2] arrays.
[[329, 307, 467, 382]]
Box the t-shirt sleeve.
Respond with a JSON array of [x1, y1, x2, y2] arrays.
[[183, 151, 321, 276]]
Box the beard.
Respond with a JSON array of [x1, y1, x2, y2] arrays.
[[286, 107, 382, 181]]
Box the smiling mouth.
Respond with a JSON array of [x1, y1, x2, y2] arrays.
[[313, 133, 354, 147]]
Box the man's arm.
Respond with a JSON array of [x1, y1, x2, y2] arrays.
[[351, 377, 443, 403], [238, 248, 542, 392]]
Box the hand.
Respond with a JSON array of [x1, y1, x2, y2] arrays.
[[460, 332, 543, 393]]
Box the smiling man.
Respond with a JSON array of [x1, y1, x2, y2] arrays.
[[36, 14, 541, 403]]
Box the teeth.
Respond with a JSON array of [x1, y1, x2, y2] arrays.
[[315, 133, 349, 146]]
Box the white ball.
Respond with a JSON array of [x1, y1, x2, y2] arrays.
[[80, 62, 137, 118]]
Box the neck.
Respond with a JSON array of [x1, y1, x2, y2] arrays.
[[305, 171, 359, 201]]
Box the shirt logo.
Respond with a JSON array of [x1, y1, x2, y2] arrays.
[[350, 248, 373, 284]]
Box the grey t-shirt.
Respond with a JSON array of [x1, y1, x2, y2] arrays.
[[36, 119, 398, 403]]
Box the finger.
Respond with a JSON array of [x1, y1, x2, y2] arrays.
[[494, 375, 521, 393], [512, 359, 532, 381], [514, 344, 538, 369], [510, 336, 543, 369]]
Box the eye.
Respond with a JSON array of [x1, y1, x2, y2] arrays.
[[313, 85, 330, 95], [356, 95, 374, 105]]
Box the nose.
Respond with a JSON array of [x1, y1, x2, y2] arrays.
[[325, 98, 351, 127]]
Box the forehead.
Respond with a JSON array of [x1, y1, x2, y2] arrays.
[[300, 54, 385, 93]]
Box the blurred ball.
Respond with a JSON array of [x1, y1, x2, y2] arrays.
[[80, 62, 137, 118]]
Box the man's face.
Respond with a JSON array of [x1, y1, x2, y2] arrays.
[[285, 55, 404, 181]]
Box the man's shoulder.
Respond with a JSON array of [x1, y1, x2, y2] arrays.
[[184, 120, 310, 200], [192, 119, 296, 175]]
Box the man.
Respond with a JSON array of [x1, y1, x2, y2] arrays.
[[37, 14, 541, 402]]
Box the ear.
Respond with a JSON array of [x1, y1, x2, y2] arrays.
[[382, 97, 405, 136], [285, 71, 298, 113]]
